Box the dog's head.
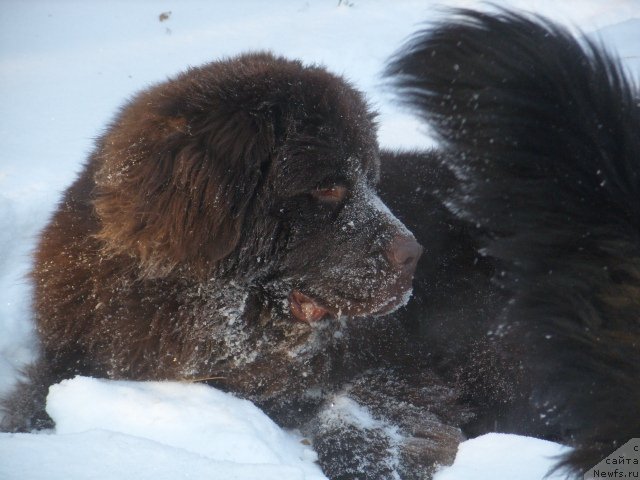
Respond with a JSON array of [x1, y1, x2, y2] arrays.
[[93, 52, 421, 322]]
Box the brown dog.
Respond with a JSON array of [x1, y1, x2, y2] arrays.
[[2, 52, 465, 479]]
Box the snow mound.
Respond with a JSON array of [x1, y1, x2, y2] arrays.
[[434, 433, 572, 480], [0, 430, 308, 480], [0, 376, 327, 480], [0, 377, 574, 480]]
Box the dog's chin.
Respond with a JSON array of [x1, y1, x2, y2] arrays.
[[288, 276, 414, 323]]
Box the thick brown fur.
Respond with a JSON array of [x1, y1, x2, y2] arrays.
[[1, 52, 468, 479]]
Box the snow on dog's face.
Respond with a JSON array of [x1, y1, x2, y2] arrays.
[[264, 144, 421, 323], [93, 52, 421, 325]]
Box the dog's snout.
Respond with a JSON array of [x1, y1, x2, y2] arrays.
[[386, 234, 422, 272]]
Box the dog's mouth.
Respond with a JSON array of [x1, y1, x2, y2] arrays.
[[288, 279, 413, 323], [289, 290, 330, 323]]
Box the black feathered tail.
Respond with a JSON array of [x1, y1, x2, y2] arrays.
[[387, 9, 640, 475]]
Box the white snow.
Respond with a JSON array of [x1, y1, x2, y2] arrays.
[[433, 433, 572, 480], [0, 378, 573, 480], [1, 1, 638, 479], [0, 376, 324, 480]]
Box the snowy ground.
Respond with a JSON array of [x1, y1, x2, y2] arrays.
[[0, 1, 638, 479], [0, 376, 571, 480]]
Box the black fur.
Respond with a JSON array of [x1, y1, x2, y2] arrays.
[[384, 8, 640, 475]]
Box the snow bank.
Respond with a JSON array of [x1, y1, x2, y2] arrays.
[[434, 433, 571, 480], [0, 378, 572, 480], [0, 376, 327, 480], [1, 431, 308, 480]]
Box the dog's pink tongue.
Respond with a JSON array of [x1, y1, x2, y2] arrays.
[[289, 290, 328, 322]]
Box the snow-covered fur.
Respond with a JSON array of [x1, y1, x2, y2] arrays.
[[384, 8, 640, 476], [0, 52, 471, 479]]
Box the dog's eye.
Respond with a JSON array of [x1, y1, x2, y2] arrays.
[[310, 186, 348, 204]]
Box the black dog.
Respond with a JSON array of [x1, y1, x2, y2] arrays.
[[382, 8, 640, 476], [2, 52, 469, 479]]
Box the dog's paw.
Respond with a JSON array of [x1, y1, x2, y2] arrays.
[[311, 419, 396, 480], [397, 423, 463, 480], [305, 389, 463, 480]]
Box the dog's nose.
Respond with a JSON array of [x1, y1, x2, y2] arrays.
[[386, 234, 423, 272]]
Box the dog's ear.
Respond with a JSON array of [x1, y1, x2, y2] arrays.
[[93, 91, 276, 279]]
